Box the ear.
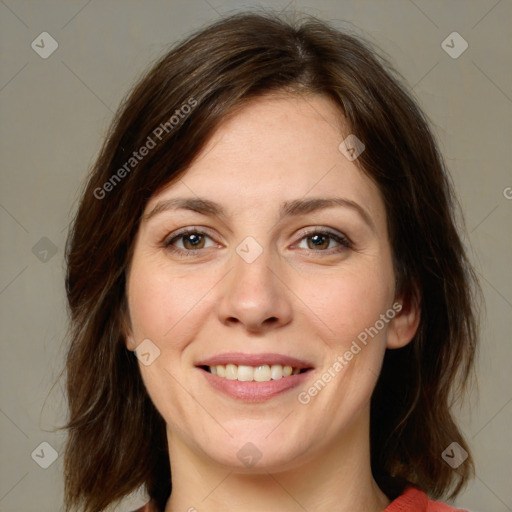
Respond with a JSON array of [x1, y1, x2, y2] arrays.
[[386, 284, 421, 349], [123, 324, 137, 352], [120, 296, 137, 352]]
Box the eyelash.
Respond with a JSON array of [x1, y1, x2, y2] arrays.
[[162, 227, 352, 258]]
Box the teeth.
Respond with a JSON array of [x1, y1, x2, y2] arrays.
[[237, 365, 254, 381], [225, 364, 237, 380], [270, 364, 283, 379], [207, 363, 302, 382], [254, 365, 271, 382]]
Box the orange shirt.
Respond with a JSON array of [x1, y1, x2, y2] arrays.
[[383, 486, 469, 511], [131, 486, 469, 512]]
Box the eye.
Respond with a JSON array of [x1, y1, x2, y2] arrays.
[[295, 229, 352, 253], [163, 228, 217, 255], [162, 227, 352, 258]]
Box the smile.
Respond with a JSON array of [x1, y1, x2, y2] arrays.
[[202, 364, 308, 381], [195, 353, 314, 401]]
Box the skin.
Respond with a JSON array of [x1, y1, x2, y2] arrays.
[[124, 92, 420, 512]]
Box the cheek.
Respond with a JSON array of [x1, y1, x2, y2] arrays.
[[296, 262, 395, 348], [127, 262, 213, 342], [313, 265, 395, 401], [127, 265, 214, 430]]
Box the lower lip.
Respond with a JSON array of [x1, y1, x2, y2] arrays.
[[199, 368, 312, 402]]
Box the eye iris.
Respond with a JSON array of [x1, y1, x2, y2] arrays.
[[308, 234, 329, 250], [175, 232, 340, 251], [183, 233, 204, 250]]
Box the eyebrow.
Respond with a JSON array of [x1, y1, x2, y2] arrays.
[[142, 196, 375, 231]]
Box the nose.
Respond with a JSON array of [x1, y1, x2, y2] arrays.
[[216, 246, 293, 333]]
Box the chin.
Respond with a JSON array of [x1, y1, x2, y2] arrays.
[[194, 429, 313, 474]]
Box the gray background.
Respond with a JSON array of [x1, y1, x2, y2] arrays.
[[1, 1, 511, 511]]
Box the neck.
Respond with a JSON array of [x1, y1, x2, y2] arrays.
[[163, 408, 390, 512]]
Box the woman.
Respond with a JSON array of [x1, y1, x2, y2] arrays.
[[61, 12, 480, 512]]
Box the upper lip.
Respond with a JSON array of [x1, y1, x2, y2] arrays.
[[196, 352, 314, 369]]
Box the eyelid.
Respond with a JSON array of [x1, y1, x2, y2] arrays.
[[163, 225, 353, 256], [163, 226, 219, 247], [298, 226, 351, 243], [292, 227, 353, 250]]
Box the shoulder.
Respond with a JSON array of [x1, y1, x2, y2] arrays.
[[384, 486, 469, 512]]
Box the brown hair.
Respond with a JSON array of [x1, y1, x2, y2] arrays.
[[60, 11, 481, 512]]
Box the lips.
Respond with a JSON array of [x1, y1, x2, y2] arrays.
[[196, 353, 313, 380], [196, 352, 313, 369], [195, 353, 314, 401]]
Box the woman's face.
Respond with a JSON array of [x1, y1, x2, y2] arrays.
[[125, 93, 416, 472]]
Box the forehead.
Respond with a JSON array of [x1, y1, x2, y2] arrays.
[[145, 93, 385, 226]]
